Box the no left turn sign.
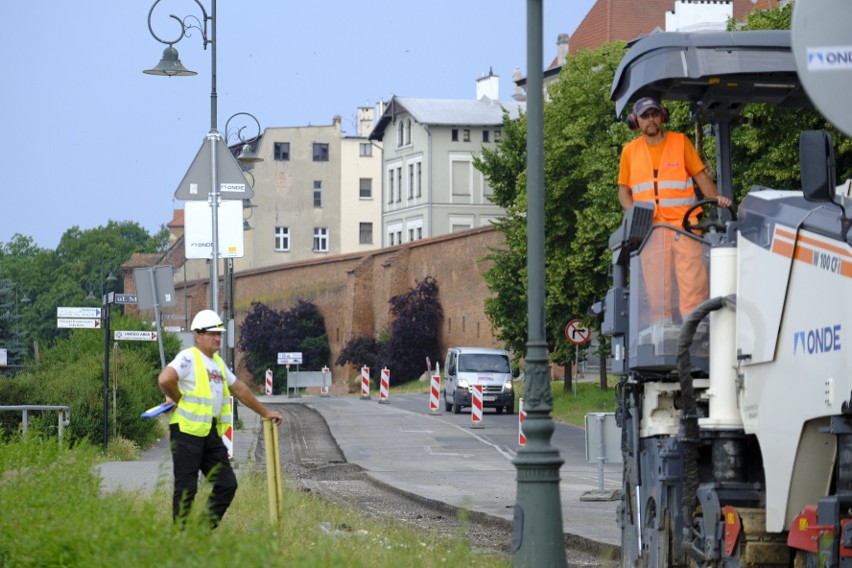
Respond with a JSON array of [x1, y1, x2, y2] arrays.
[[565, 319, 591, 345]]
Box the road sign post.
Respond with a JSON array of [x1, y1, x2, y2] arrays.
[[565, 319, 592, 397]]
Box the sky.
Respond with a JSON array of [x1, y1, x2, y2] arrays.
[[0, 1, 596, 250]]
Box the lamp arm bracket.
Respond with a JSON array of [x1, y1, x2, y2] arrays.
[[147, 0, 211, 48]]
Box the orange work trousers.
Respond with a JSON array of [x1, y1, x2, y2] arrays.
[[640, 228, 708, 323]]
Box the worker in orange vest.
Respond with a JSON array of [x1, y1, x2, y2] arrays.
[[618, 97, 732, 324]]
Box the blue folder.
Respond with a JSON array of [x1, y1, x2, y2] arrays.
[[141, 401, 176, 418]]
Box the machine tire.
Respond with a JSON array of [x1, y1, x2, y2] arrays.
[[495, 405, 503, 414], [443, 391, 452, 412], [452, 396, 461, 414]]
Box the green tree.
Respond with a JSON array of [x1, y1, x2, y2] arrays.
[[476, 2, 852, 378], [476, 42, 629, 367], [0, 222, 167, 360], [0, 311, 176, 447]]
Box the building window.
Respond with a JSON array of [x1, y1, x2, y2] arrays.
[[463, 129, 470, 142], [405, 119, 411, 145], [416, 162, 422, 197], [312, 143, 329, 161], [397, 121, 404, 147], [274, 142, 290, 161], [313, 180, 322, 208], [408, 164, 414, 199], [395, 167, 402, 202], [359, 142, 372, 157], [274, 226, 290, 251], [313, 227, 329, 252], [359, 178, 372, 199], [388, 169, 395, 204], [483, 130, 490, 143], [452, 160, 472, 196], [359, 222, 372, 244], [451, 129, 459, 142], [387, 224, 402, 246], [494, 129, 502, 142], [408, 228, 415, 242]]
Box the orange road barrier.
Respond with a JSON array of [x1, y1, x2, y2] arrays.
[[471, 384, 484, 429], [379, 367, 390, 404]]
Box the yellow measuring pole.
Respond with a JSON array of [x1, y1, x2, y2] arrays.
[[263, 417, 283, 523]]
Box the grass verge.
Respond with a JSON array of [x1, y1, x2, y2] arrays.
[[0, 436, 507, 568]]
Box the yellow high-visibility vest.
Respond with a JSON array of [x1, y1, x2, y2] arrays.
[[170, 347, 232, 437]]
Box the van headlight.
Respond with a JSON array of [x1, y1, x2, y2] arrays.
[[504, 380, 513, 391], [458, 379, 469, 389]]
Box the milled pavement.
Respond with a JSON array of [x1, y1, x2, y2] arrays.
[[96, 394, 621, 549]]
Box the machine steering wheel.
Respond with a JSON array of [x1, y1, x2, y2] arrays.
[[682, 198, 737, 234]]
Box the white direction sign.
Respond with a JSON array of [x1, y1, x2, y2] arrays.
[[57, 307, 102, 319], [565, 319, 591, 345], [114, 330, 158, 341], [185, 200, 245, 259], [277, 352, 303, 365], [57, 318, 101, 329]]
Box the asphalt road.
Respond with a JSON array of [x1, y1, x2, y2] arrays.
[[275, 393, 622, 549]]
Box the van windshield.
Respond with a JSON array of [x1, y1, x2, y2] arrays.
[[458, 354, 511, 373]]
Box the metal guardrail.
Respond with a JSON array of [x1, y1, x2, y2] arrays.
[[0, 405, 71, 444]]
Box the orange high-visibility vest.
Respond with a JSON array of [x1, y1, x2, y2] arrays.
[[624, 132, 698, 224]]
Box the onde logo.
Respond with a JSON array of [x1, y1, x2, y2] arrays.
[[807, 47, 852, 71], [793, 324, 842, 355]]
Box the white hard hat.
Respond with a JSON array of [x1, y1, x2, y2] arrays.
[[190, 309, 225, 333]]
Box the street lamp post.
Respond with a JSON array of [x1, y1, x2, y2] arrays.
[[512, 1, 567, 566], [144, 0, 222, 313], [222, 112, 262, 378], [99, 264, 118, 452]]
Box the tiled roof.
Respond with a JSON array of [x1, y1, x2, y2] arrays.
[[569, 0, 772, 54]]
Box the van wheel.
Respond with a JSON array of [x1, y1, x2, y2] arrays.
[[495, 406, 504, 415], [452, 399, 461, 414], [506, 402, 514, 415], [443, 391, 452, 412]]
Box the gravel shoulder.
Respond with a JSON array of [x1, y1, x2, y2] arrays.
[[258, 402, 619, 566]]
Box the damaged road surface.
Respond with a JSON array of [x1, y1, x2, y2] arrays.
[[258, 402, 618, 565]]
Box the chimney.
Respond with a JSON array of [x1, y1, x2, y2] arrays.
[[512, 67, 526, 102], [476, 67, 499, 100], [375, 99, 387, 123], [357, 106, 375, 138], [557, 33, 570, 66], [332, 115, 342, 130]]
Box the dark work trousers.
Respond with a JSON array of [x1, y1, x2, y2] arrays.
[[170, 420, 237, 527]]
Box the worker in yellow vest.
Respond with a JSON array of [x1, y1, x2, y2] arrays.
[[618, 97, 732, 324], [158, 309, 283, 527]]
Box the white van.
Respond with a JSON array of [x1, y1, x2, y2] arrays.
[[443, 347, 516, 414]]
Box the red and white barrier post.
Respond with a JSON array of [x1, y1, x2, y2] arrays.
[[264, 369, 273, 395], [360, 366, 371, 399], [429, 362, 441, 415], [519, 397, 527, 446], [471, 384, 484, 429], [379, 367, 390, 404], [223, 396, 234, 458], [320, 366, 330, 397]]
